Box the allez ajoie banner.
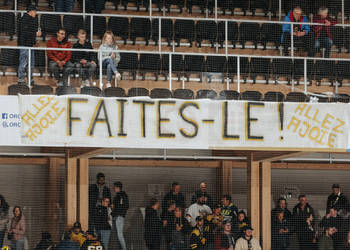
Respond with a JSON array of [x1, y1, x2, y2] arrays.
[[18, 94, 350, 150]]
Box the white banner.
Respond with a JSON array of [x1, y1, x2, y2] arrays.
[[0, 96, 21, 146], [18, 95, 350, 151]]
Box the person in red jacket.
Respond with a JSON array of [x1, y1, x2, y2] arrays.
[[46, 28, 74, 86], [310, 7, 337, 58]]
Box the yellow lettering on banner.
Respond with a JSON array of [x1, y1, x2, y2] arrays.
[[333, 118, 345, 134], [287, 116, 301, 132], [25, 129, 37, 141], [321, 113, 334, 130], [328, 133, 336, 148], [32, 123, 43, 135], [308, 126, 320, 141], [51, 100, 65, 117], [304, 106, 312, 119], [40, 116, 49, 129], [316, 129, 327, 145], [312, 109, 321, 124], [22, 113, 34, 126], [295, 103, 307, 115], [298, 121, 310, 138]]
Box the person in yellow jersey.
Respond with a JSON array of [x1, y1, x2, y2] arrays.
[[81, 230, 103, 250], [190, 216, 207, 250], [70, 221, 86, 247]]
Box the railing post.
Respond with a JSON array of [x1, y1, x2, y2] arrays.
[[83, 0, 86, 14], [225, 20, 228, 56], [215, 0, 217, 20], [304, 58, 307, 94], [291, 23, 294, 57], [99, 51, 103, 88], [342, 0, 345, 25], [28, 48, 31, 87], [169, 53, 172, 90], [158, 17, 161, 53], [150, 0, 152, 17], [237, 56, 240, 93], [279, 0, 282, 21], [90, 15, 93, 44]]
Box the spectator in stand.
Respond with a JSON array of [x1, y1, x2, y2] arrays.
[[189, 216, 207, 250], [55, 0, 75, 12], [187, 193, 212, 227], [162, 182, 185, 213], [327, 184, 349, 215], [54, 231, 79, 250], [214, 220, 235, 250], [271, 197, 292, 222], [144, 198, 162, 250], [98, 31, 121, 88], [86, 0, 105, 13], [297, 213, 317, 250], [80, 230, 103, 250], [281, 6, 312, 56], [271, 210, 290, 250], [111, 181, 128, 250], [235, 210, 251, 240], [70, 221, 86, 247], [47, 28, 74, 86], [17, 5, 41, 85], [221, 195, 238, 226], [94, 197, 112, 250], [207, 204, 224, 234], [191, 182, 214, 209], [161, 200, 176, 250], [169, 206, 191, 250], [342, 231, 350, 249], [311, 7, 337, 58], [9, 206, 26, 250], [34, 232, 53, 250], [89, 173, 111, 231], [72, 29, 97, 87], [235, 226, 261, 250], [318, 226, 335, 250], [319, 207, 344, 250], [0, 195, 9, 248]]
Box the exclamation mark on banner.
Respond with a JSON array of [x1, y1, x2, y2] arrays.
[[278, 103, 284, 141]]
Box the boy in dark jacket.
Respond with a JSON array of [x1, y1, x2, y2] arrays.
[[94, 197, 112, 250], [145, 198, 162, 250], [112, 181, 128, 250]]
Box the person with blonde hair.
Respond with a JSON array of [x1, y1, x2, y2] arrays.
[[98, 31, 121, 88]]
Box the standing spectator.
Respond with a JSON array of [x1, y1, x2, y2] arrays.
[[342, 231, 350, 249], [80, 230, 103, 250], [207, 204, 224, 234], [191, 182, 214, 209], [189, 216, 207, 250], [89, 173, 111, 231], [9, 206, 26, 250], [221, 195, 238, 226], [319, 208, 344, 250], [17, 5, 41, 85], [86, 0, 105, 13], [281, 6, 312, 56], [94, 197, 112, 250], [34, 232, 53, 250], [46, 28, 74, 86], [0, 195, 9, 248], [214, 220, 235, 250], [54, 231, 79, 250], [271, 198, 292, 222], [187, 193, 212, 227], [111, 181, 128, 250], [311, 7, 337, 58], [271, 210, 290, 250], [169, 206, 191, 250], [55, 0, 75, 12], [235, 210, 251, 239], [161, 200, 176, 250], [98, 31, 121, 88], [297, 213, 317, 250], [70, 221, 86, 247], [144, 198, 162, 250], [327, 184, 349, 214], [318, 226, 335, 250], [235, 226, 261, 250], [162, 182, 185, 213], [72, 29, 97, 87]]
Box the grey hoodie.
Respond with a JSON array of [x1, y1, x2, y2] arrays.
[[98, 43, 120, 65]]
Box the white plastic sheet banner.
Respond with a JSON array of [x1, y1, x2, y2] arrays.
[[18, 95, 350, 150], [0, 96, 21, 145]]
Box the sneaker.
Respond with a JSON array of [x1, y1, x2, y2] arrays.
[[57, 81, 65, 87], [115, 72, 121, 80], [106, 82, 112, 88]]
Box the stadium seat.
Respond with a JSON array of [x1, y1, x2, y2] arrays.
[[122, 0, 142, 11], [218, 21, 239, 49], [227, 56, 249, 82], [328, 0, 342, 17], [206, 56, 227, 83], [161, 54, 184, 81], [130, 18, 151, 45], [310, 93, 329, 103], [231, 0, 249, 16], [80, 86, 101, 96], [108, 17, 129, 45], [186, 0, 207, 14], [173, 89, 194, 99], [196, 20, 217, 48], [337, 61, 350, 87], [150, 88, 172, 98], [331, 26, 344, 53], [241, 91, 262, 101], [103, 87, 126, 97], [63, 15, 84, 37], [143, 0, 163, 11], [217, 0, 229, 15], [344, 27, 350, 53], [166, 0, 184, 12], [113, 0, 120, 10], [31, 85, 54, 95], [293, 59, 314, 85], [272, 58, 293, 85], [219, 90, 240, 100], [330, 94, 350, 103], [264, 91, 284, 102], [196, 89, 217, 99], [40, 14, 61, 42], [261, 23, 282, 50], [139, 53, 161, 81], [285, 92, 307, 102], [34, 50, 46, 77], [315, 60, 336, 86], [128, 87, 149, 97], [56, 86, 77, 96], [174, 20, 195, 47], [239, 22, 260, 49], [152, 19, 173, 46], [118, 53, 138, 80], [270, 0, 280, 16], [8, 84, 30, 95], [0, 49, 19, 74], [250, 58, 271, 84], [250, 0, 269, 16], [184, 55, 205, 82], [85, 16, 106, 40], [0, 12, 15, 40]]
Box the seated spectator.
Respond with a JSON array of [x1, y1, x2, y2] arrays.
[[221, 195, 238, 226], [214, 220, 235, 250], [98, 31, 121, 88], [297, 213, 317, 250], [310, 7, 337, 58], [94, 197, 111, 250], [80, 230, 103, 250], [34, 232, 53, 250], [342, 231, 350, 249], [187, 193, 212, 227], [144, 198, 162, 250], [271, 210, 290, 250], [161, 200, 176, 249], [319, 207, 344, 250], [271, 197, 292, 222], [281, 6, 312, 56], [191, 182, 214, 209], [70, 221, 86, 247], [9, 206, 26, 250], [54, 231, 79, 250], [162, 182, 185, 213], [235, 226, 261, 250], [189, 216, 207, 250], [235, 210, 251, 239], [0, 195, 9, 248], [86, 0, 105, 13], [318, 226, 335, 250], [55, 0, 75, 12], [327, 184, 349, 215], [72, 29, 97, 87], [46, 28, 74, 86]]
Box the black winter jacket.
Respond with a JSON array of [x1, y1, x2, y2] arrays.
[[111, 191, 129, 217], [18, 13, 38, 47], [72, 41, 97, 63]]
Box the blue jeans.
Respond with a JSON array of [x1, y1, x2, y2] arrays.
[[18, 49, 35, 83], [55, 0, 75, 12], [11, 238, 25, 250], [114, 216, 126, 250], [102, 58, 118, 82], [98, 230, 111, 250], [0, 230, 5, 247], [314, 37, 333, 58]]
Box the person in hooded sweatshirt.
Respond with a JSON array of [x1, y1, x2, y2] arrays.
[[144, 198, 162, 250]]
